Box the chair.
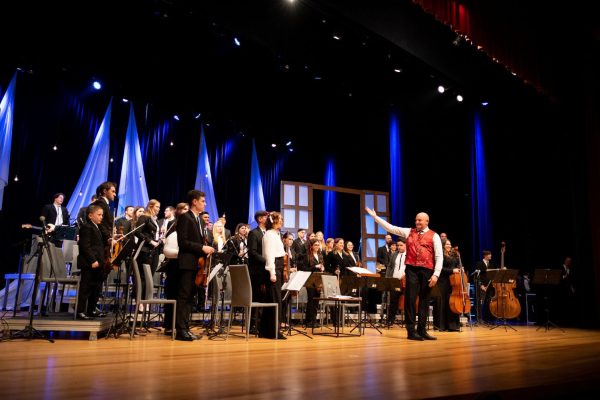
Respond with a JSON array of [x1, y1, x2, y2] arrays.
[[130, 259, 176, 340], [320, 275, 361, 330], [226, 264, 278, 340], [37, 239, 81, 319]]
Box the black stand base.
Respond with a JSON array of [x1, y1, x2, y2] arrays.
[[11, 324, 54, 343], [283, 295, 312, 339], [489, 318, 517, 331]]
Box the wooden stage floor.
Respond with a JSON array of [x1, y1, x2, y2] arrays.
[[1, 324, 599, 399]]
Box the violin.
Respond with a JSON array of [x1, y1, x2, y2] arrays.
[[449, 248, 471, 315], [105, 225, 125, 272], [195, 255, 209, 287]]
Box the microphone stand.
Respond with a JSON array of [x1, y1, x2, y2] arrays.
[[11, 218, 55, 342]]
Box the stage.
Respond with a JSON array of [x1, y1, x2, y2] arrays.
[[1, 323, 598, 399]]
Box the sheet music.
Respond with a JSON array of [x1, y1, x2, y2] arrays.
[[207, 263, 224, 284], [347, 266, 374, 275], [282, 271, 311, 291]]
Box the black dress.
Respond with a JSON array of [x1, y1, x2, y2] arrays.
[[436, 254, 461, 331]]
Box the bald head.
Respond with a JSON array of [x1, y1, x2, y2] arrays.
[[415, 212, 430, 231]]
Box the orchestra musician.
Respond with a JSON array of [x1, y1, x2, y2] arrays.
[[247, 210, 269, 334], [75, 204, 106, 320], [115, 205, 135, 235], [302, 238, 325, 328], [261, 211, 286, 339], [366, 207, 443, 341], [161, 202, 188, 335], [175, 190, 215, 341], [435, 239, 461, 332], [135, 200, 162, 305], [41, 192, 71, 246], [91, 182, 118, 247], [385, 239, 406, 326], [231, 223, 249, 265]]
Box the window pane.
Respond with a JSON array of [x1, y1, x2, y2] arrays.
[[365, 215, 375, 234], [377, 195, 387, 212], [299, 186, 308, 206], [284, 184, 296, 206], [283, 209, 296, 229], [365, 261, 376, 273], [366, 238, 377, 258], [365, 194, 374, 209], [299, 210, 309, 230], [377, 216, 388, 235]]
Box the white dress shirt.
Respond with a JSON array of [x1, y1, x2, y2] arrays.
[[262, 229, 286, 277]]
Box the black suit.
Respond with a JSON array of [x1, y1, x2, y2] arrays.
[[292, 238, 307, 257], [385, 251, 403, 324], [247, 227, 266, 302], [91, 198, 114, 244], [176, 210, 208, 332], [475, 260, 493, 322], [377, 244, 391, 267], [76, 222, 105, 315], [41, 203, 71, 226], [115, 217, 132, 235]]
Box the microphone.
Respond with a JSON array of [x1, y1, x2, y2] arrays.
[[39, 216, 47, 228], [470, 269, 480, 277]]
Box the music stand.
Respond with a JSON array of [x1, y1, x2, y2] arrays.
[[533, 269, 564, 332], [106, 239, 142, 339], [207, 252, 233, 340], [345, 274, 383, 334], [281, 271, 312, 339], [52, 225, 78, 241], [11, 231, 55, 343], [486, 269, 519, 331]]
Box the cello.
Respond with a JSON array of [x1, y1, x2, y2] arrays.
[[488, 242, 521, 319], [449, 248, 471, 315]]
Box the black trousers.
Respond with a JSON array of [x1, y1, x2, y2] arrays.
[[405, 265, 434, 333], [259, 261, 283, 339], [175, 269, 196, 332], [77, 267, 104, 314]]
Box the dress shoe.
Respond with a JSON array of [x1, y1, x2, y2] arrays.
[[407, 332, 424, 341], [77, 312, 94, 320], [92, 309, 107, 318], [447, 328, 461, 332], [190, 332, 202, 340], [418, 331, 437, 340], [175, 331, 194, 341], [276, 332, 287, 340]]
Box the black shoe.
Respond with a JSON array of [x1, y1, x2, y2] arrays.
[[418, 331, 437, 340], [447, 328, 461, 332], [92, 310, 107, 318], [407, 332, 424, 341], [249, 326, 259, 335], [175, 331, 194, 341], [276, 332, 287, 340], [77, 312, 94, 320], [164, 329, 173, 336], [190, 332, 202, 340]]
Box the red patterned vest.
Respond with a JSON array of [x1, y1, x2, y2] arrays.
[[405, 228, 436, 269]]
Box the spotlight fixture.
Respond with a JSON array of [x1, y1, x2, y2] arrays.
[[170, 141, 174, 146], [286, 141, 292, 146], [393, 68, 402, 73], [92, 81, 102, 90], [110, 158, 114, 163], [271, 143, 277, 148], [52, 145, 58, 151], [122, 98, 129, 103], [456, 95, 464, 102], [173, 115, 180, 121], [79, 192, 83, 196], [437, 85, 445, 94], [332, 34, 341, 40], [194, 113, 202, 119], [14, 175, 18, 182], [481, 101, 489, 107], [233, 37, 241, 47], [289, 148, 294, 152]]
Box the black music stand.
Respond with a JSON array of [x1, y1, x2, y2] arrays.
[[106, 239, 141, 339], [207, 252, 233, 340], [281, 271, 312, 339], [377, 277, 403, 328], [11, 232, 55, 343], [533, 269, 564, 332], [486, 269, 519, 331], [303, 272, 331, 330], [345, 275, 383, 334]]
